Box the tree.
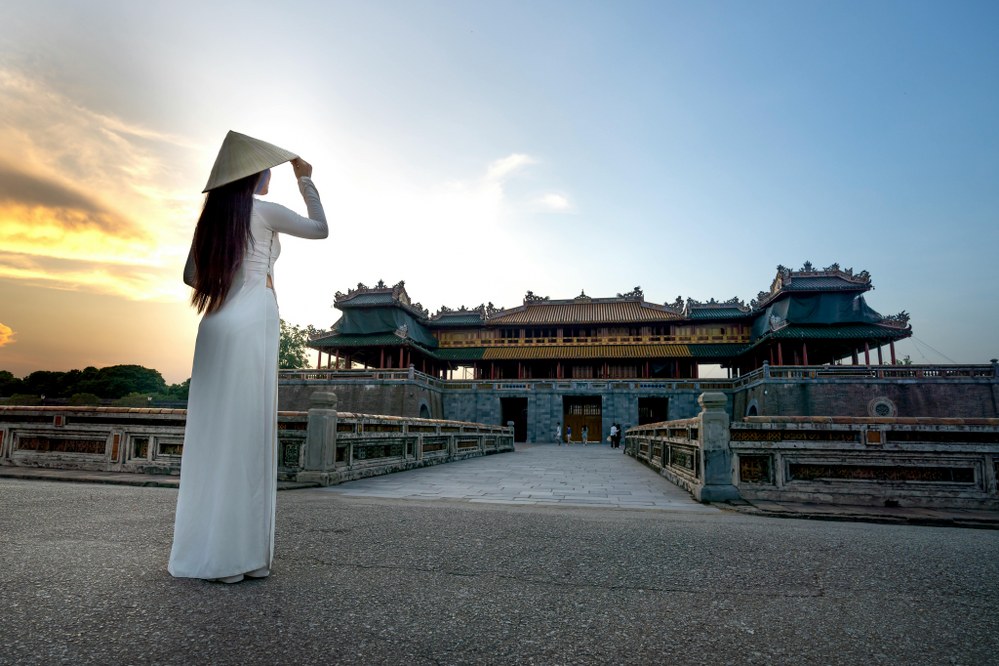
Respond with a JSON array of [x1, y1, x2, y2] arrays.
[[279, 320, 311, 370], [0, 370, 23, 396]]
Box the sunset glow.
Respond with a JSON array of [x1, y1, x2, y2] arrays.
[[1, 2, 996, 383]]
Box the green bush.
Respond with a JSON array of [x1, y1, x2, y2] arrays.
[[112, 393, 154, 407], [7, 394, 42, 405], [69, 392, 101, 406]]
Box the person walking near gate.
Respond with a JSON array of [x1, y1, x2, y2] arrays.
[[565, 425, 572, 444], [554, 423, 562, 445], [581, 425, 588, 446]]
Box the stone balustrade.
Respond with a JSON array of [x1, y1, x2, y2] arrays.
[[0, 397, 514, 485], [624, 392, 739, 502], [731, 416, 999, 509], [626, 395, 999, 509]]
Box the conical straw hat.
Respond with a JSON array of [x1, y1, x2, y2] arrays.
[[202, 130, 298, 192]]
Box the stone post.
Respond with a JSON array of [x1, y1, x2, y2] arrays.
[[694, 392, 740, 503], [297, 392, 339, 486]]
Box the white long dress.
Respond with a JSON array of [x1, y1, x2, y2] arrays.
[[168, 176, 327, 580]]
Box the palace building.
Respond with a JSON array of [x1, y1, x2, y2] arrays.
[[309, 262, 911, 381], [300, 263, 913, 443]]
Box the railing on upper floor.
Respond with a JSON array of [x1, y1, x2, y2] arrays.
[[731, 363, 998, 389], [280, 363, 998, 394], [280, 367, 448, 390]]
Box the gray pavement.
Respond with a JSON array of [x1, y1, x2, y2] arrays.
[[2, 445, 999, 665], [317, 442, 717, 512]]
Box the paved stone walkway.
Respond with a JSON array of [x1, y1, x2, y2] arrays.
[[316, 442, 718, 512]]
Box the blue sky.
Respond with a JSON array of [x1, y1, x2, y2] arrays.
[[0, 1, 996, 382]]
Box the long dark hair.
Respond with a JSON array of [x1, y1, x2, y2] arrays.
[[190, 172, 260, 314]]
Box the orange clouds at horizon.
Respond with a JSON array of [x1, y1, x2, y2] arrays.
[[0, 323, 13, 347], [0, 66, 208, 382], [0, 66, 203, 304]]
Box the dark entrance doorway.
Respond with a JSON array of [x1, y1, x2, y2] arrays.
[[638, 397, 669, 425], [500, 397, 528, 443], [563, 396, 602, 443]]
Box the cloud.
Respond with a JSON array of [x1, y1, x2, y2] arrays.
[[485, 153, 536, 182], [0, 67, 199, 301], [539, 193, 572, 212], [0, 323, 13, 347]]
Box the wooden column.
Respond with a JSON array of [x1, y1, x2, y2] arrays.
[[316, 350, 322, 369], [777, 343, 784, 366], [890, 341, 897, 364], [802, 342, 809, 366], [399, 347, 404, 368], [864, 342, 871, 366], [379, 348, 385, 369], [877, 345, 883, 365], [851, 350, 859, 365]]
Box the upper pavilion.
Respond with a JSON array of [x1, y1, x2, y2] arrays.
[[308, 262, 912, 380]]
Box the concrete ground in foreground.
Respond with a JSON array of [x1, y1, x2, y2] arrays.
[[2, 455, 998, 665]]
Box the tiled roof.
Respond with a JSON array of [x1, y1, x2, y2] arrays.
[[336, 292, 398, 307], [688, 344, 749, 358], [488, 301, 681, 325], [308, 333, 407, 349], [764, 324, 912, 341], [784, 275, 869, 291], [687, 307, 752, 319], [433, 348, 486, 361], [429, 312, 485, 327]]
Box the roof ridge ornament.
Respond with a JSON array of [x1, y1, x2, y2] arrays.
[[616, 286, 643, 300], [524, 290, 550, 303], [881, 311, 911, 329], [574, 289, 592, 302]]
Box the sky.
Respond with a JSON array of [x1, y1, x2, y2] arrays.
[[0, 0, 997, 384]]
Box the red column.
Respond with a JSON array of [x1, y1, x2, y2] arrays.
[[877, 345, 883, 365], [398, 347, 404, 368], [890, 341, 897, 364], [380, 348, 385, 368], [777, 343, 784, 366], [802, 342, 809, 366], [864, 342, 871, 366], [317, 351, 322, 369]]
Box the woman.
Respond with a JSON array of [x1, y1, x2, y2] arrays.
[[169, 131, 328, 583]]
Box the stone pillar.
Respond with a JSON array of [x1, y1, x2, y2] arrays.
[[297, 392, 339, 486], [695, 392, 740, 503]]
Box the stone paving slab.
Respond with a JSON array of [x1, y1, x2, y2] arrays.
[[315, 443, 719, 513]]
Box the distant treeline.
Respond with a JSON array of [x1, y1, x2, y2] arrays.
[[0, 365, 189, 404]]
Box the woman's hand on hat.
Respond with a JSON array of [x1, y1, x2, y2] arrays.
[[291, 158, 312, 180]]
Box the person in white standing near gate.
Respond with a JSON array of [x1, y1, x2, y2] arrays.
[[169, 131, 329, 584]]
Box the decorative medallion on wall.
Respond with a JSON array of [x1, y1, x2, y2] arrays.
[[867, 396, 897, 418]]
